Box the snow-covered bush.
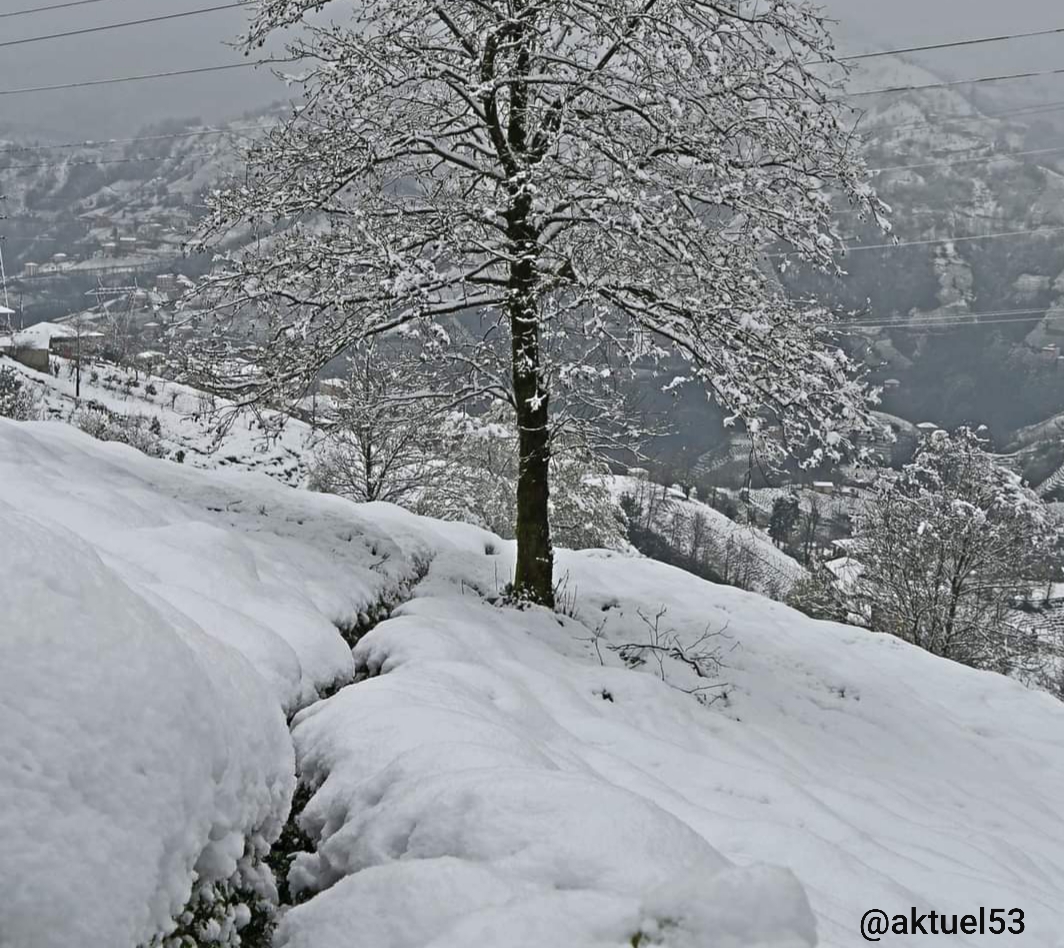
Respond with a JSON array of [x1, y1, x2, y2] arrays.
[[853, 427, 1055, 675], [73, 406, 165, 457], [0, 365, 40, 420], [0, 498, 294, 948], [144, 842, 278, 948], [306, 344, 452, 507], [786, 568, 849, 624]]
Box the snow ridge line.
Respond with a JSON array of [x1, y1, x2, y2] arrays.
[[269, 554, 435, 918]]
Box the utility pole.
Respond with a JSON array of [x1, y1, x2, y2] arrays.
[[0, 195, 9, 314], [0, 196, 12, 338]]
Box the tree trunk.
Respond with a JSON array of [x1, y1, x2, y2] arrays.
[[508, 198, 554, 606], [512, 352, 553, 605], [504, 10, 553, 607]]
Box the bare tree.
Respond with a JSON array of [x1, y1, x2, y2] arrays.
[[308, 340, 452, 505], [799, 497, 822, 565], [194, 0, 885, 604]]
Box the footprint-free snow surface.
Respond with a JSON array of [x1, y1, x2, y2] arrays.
[[2, 418, 1064, 947]]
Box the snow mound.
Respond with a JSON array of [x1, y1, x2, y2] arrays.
[[0, 504, 292, 948], [0, 419, 450, 710], [282, 546, 1064, 948], [0, 419, 485, 945], [283, 635, 815, 946]]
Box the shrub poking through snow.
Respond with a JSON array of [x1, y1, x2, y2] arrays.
[[0, 366, 39, 420], [144, 843, 278, 948]]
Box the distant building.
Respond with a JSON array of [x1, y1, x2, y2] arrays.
[[23, 262, 39, 277], [318, 377, 347, 398], [812, 481, 836, 495], [119, 236, 138, 252]]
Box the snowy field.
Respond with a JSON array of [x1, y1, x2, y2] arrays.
[[3, 419, 1064, 947]]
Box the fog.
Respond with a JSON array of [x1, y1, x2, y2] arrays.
[[3, 0, 1064, 138]]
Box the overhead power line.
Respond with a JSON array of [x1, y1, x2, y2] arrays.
[[849, 65, 1064, 99], [830, 306, 1053, 328], [770, 225, 1064, 258], [871, 143, 1064, 174], [0, 122, 277, 155], [0, 0, 122, 18], [0, 1, 251, 50], [0, 61, 267, 96], [829, 311, 1061, 332], [859, 98, 1064, 137], [841, 25, 1064, 62], [841, 225, 1064, 253]]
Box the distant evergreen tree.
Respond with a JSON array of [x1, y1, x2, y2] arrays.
[[769, 495, 800, 549]]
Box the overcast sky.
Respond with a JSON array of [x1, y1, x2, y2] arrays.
[[0, 0, 272, 138], [3, 0, 1064, 138], [825, 0, 1064, 102]]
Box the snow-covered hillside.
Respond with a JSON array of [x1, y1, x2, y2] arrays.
[[3, 420, 1064, 947], [6, 355, 314, 485], [609, 474, 807, 598]]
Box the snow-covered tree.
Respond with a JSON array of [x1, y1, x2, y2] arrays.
[[195, 0, 885, 604], [853, 428, 1053, 673], [307, 340, 454, 505]]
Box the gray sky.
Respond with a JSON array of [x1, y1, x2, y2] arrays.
[[826, 0, 1064, 101], [0, 0, 274, 138], [4, 0, 1064, 138]]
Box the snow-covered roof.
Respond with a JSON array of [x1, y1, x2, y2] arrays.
[[10, 322, 76, 349], [825, 555, 864, 589], [0, 306, 14, 316]]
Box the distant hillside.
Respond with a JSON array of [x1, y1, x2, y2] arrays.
[[0, 114, 271, 324], [781, 56, 1064, 440]]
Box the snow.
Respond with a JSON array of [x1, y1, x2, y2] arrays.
[[4, 418, 1064, 947], [274, 541, 1064, 947], [4, 355, 317, 485], [0, 499, 293, 948]]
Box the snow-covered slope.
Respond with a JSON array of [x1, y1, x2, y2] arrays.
[[3, 420, 1064, 947], [609, 474, 807, 598], [6, 355, 315, 485]]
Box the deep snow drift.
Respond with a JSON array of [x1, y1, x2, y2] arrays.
[[2, 419, 1064, 947]]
